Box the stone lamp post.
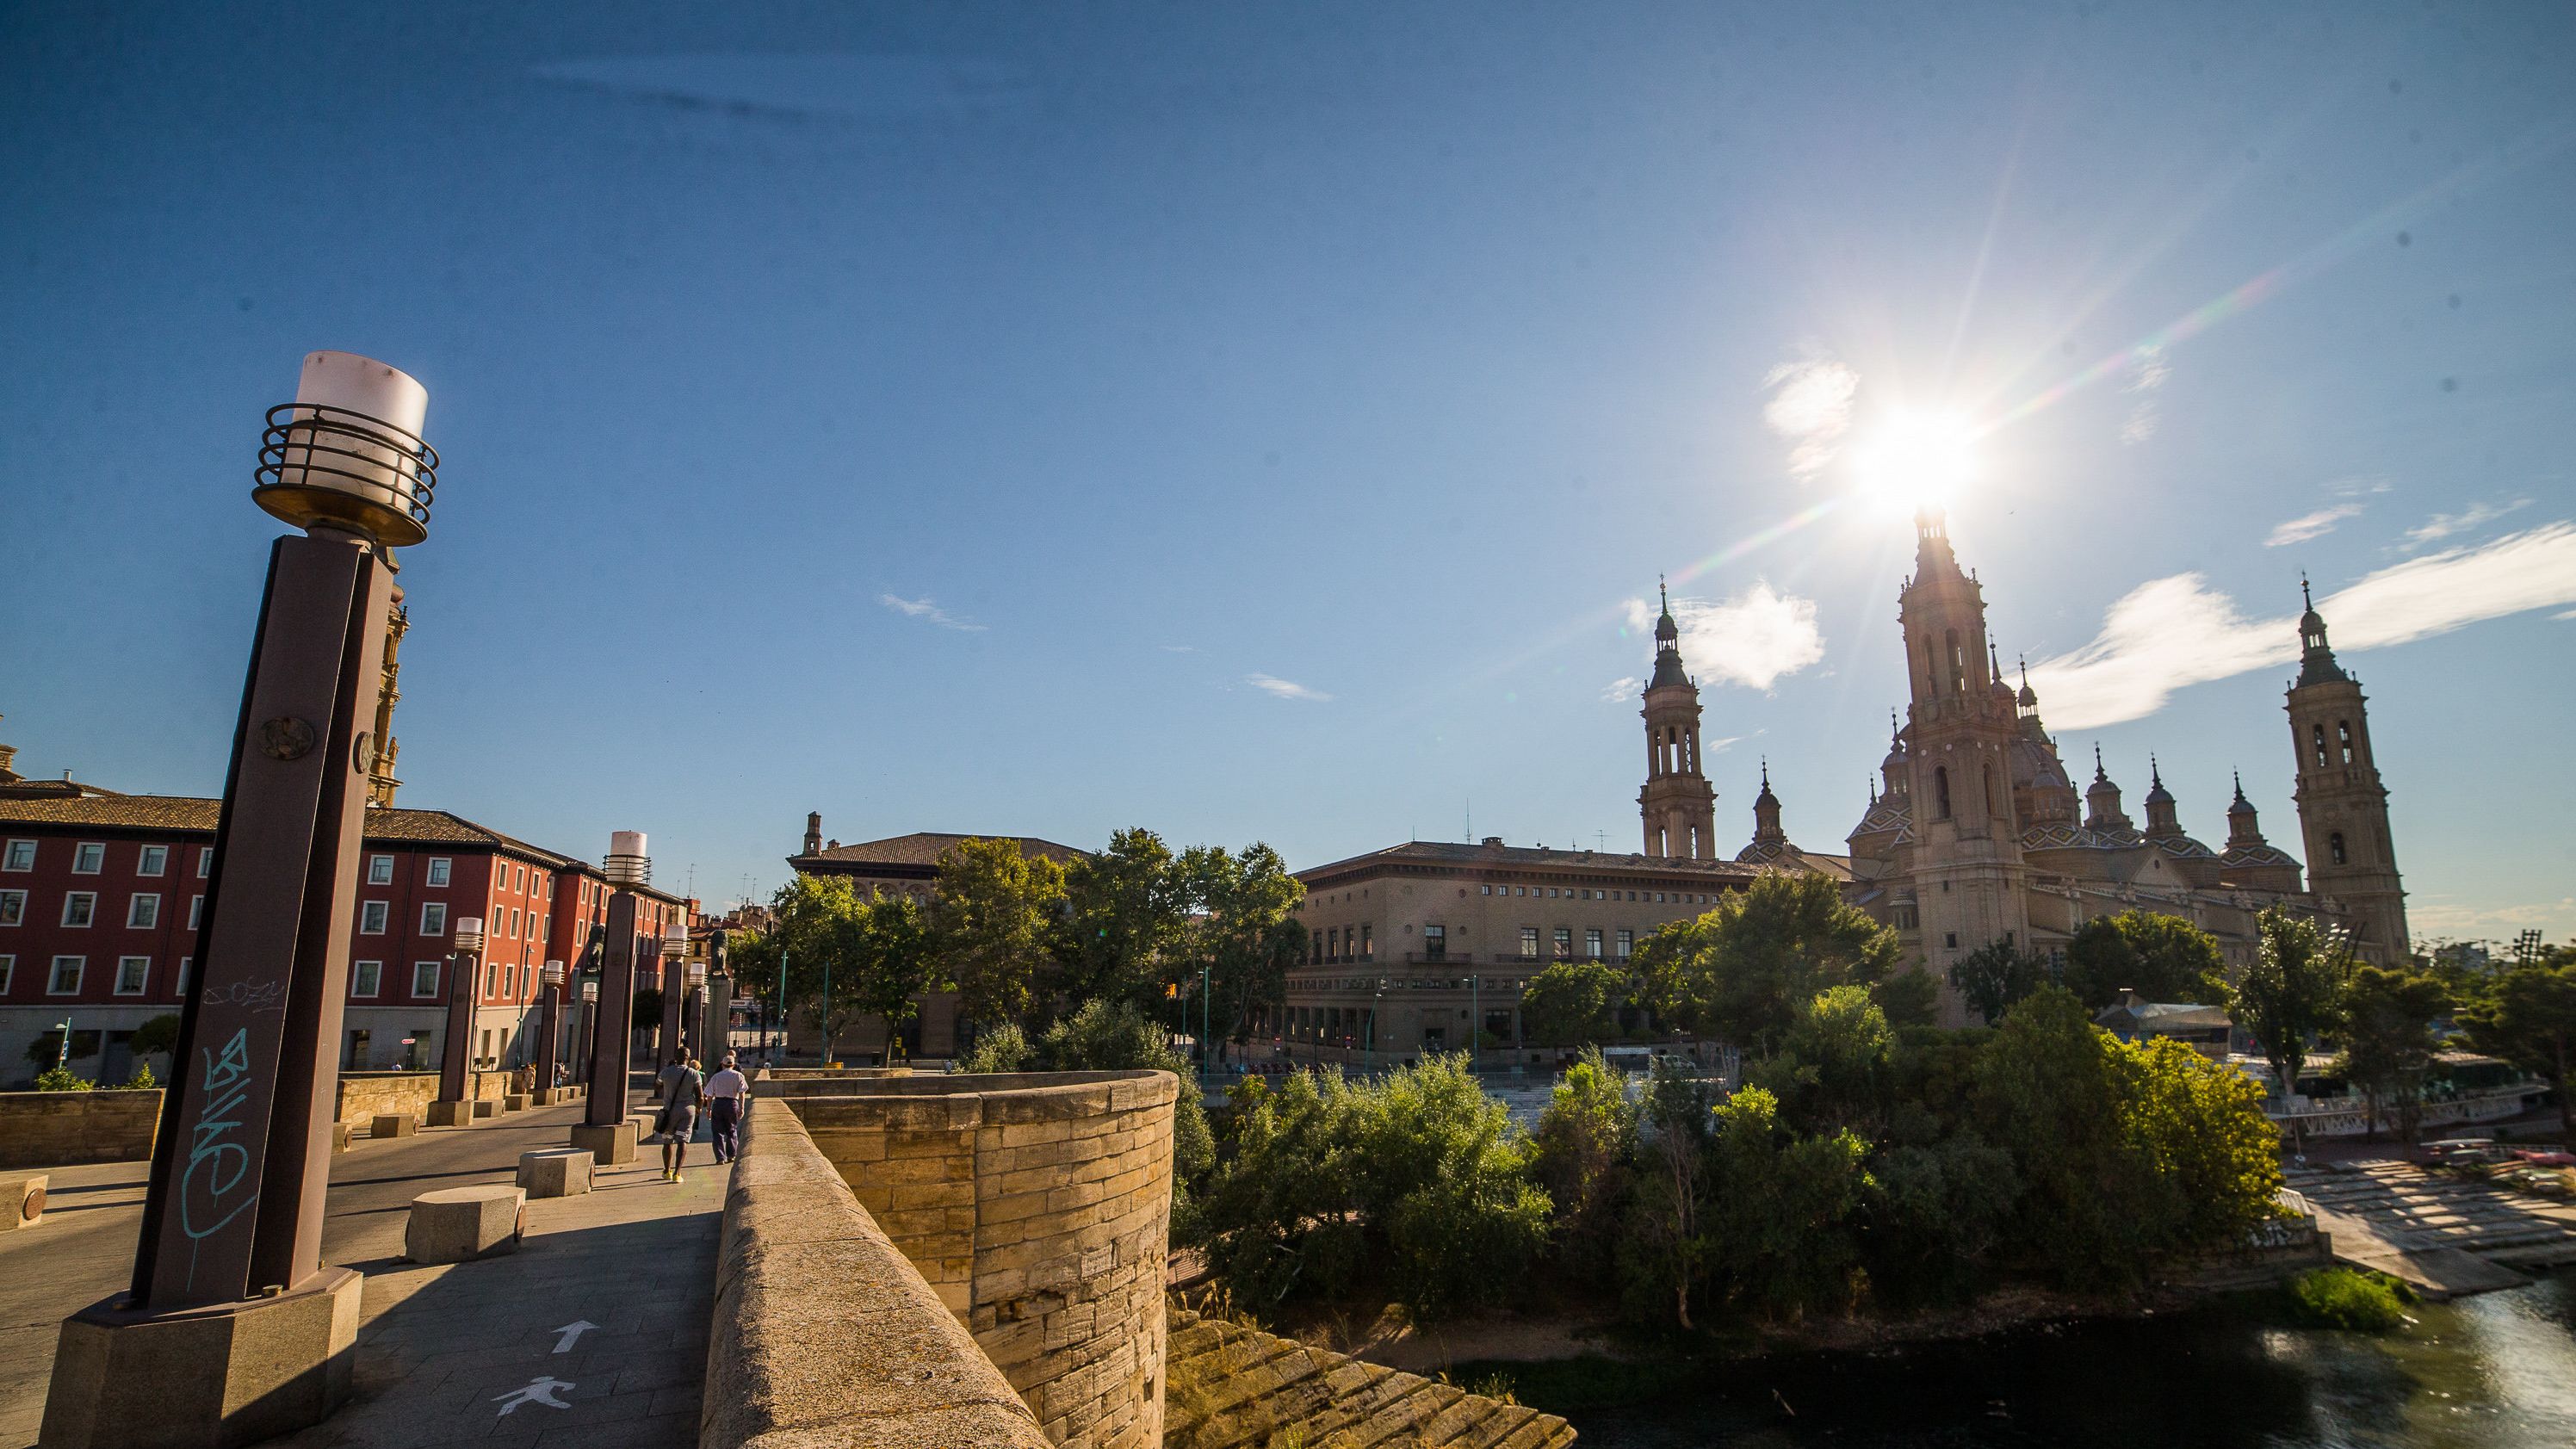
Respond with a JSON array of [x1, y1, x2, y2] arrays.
[[655, 922, 689, 1077], [426, 916, 486, 1127], [572, 833, 649, 1166], [43, 351, 436, 1449], [575, 979, 599, 1088], [684, 962, 708, 1063], [533, 961, 566, 1102], [704, 929, 731, 1065]]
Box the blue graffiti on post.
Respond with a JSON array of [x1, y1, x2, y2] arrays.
[[180, 1025, 260, 1286]]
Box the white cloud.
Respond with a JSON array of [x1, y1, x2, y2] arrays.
[[1618, 582, 1825, 692], [2405, 497, 2528, 548], [1601, 677, 1644, 703], [2026, 522, 2576, 728], [2263, 504, 2365, 548], [1762, 358, 1859, 480], [1246, 672, 1331, 702], [2326, 475, 2393, 498], [2409, 896, 2576, 941], [1704, 734, 1744, 755], [1161, 644, 1198, 653], [2119, 346, 2168, 445], [879, 594, 986, 631]]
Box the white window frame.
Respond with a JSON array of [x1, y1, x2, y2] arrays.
[[360, 901, 389, 935], [421, 902, 448, 936], [176, 957, 192, 996], [137, 845, 168, 877], [0, 888, 22, 927], [115, 956, 151, 995], [368, 854, 394, 885], [2, 839, 34, 872], [189, 895, 204, 930], [71, 842, 105, 875], [197, 846, 213, 878], [48, 955, 84, 994], [127, 893, 161, 929], [426, 858, 451, 888], [352, 960, 382, 996], [412, 960, 440, 997], [63, 892, 96, 928]]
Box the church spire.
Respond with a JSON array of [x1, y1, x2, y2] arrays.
[[1639, 575, 1715, 859]]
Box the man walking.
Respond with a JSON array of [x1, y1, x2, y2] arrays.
[[655, 1054, 704, 1183], [705, 1052, 749, 1164]]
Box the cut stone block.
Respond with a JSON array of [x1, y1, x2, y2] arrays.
[[424, 1100, 473, 1128], [5, 1173, 46, 1229], [369, 1113, 417, 1140], [569, 1120, 636, 1165], [517, 1149, 593, 1198], [39, 1265, 360, 1449], [404, 1185, 525, 1264], [528, 1088, 557, 1106], [329, 1123, 350, 1155], [470, 1099, 498, 1119], [503, 1093, 530, 1112]]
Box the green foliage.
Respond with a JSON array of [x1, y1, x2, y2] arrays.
[[952, 1022, 1034, 1074], [120, 1061, 159, 1091], [958, 1000, 1216, 1211], [1759, 985, 1892, 1136], [930, 837, 1068, 1027], [1054, 827, 1188, 1012], [1533, 1048, 1636, 1275], [1173, 842, 1306, 1059], [2457, 958, 2576, 1137], [2285, 1267, 2414, 1331], [2062, 911, 2232, 1010], [1632, 870, 1901, 1056], [1618, 1056, 1716, 1328], [127, 1013, 182, 1059], [1867, 969, 1941, 1029], [845, 895, 935, 1056], [1703, 1085, 1872, 1318], [2122, 1035, 2286, 1247], [630, 986, 663, 1030], [1520, 960, 1630, 1046], [1198, 1056, 1550, 1321], [33, 1066, 96, 1092], [25, 1028, 99, 1067], [1859, 1132, 2017, 1307], [2232, 907, 2348, 1118], [1947, 942, 2052, 1026], [2336, 965, 2452, 1143]]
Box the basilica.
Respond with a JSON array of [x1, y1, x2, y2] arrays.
[[1670, 511, 2411, 1009]]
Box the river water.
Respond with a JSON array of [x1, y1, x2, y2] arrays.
[[1562, 1273, 2576, 1449]]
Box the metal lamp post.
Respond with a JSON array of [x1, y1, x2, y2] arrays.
[[574, 833, 651, 1162], [46, 351, 435, 1449], [427, 916, 486, 1126]]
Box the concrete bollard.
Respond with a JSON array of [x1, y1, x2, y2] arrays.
[[568, 1119, 637, 1166], [404, 1186, 526, 1263], [504, 1093, 530, 1112], [4, 1173, 46, 1229], [471, 1099, 498, 1119], [425, 1100, 473, 1127], [330, 1121, 351, 1154], [371, 1112, 418, 1139], [517, 1149, 593, 1198]]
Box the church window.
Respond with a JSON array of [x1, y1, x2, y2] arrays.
[[2338, 721, 2354, 765], [2328, 832, 2347, 866], [1944, 932, 1960, 950], [2313, 724, 2328, 768], [1947, 630, 1966, 694], [1934, 766, 1953, 820]]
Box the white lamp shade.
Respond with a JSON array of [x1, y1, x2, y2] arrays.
[[542, 962, 565, 986], [662, 926, 689, 958], [580, 981, 598, 1001], [454, 916, 486, 951], [610, 830, 647, 858], [687, 963, 707, 986], [260, 351, 433, 542]]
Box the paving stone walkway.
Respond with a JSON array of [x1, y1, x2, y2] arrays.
[[0, 1093, 723, 1449], [2287, 1158, 2576, 1298]]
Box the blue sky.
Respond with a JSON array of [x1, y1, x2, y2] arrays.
[[3, 3, 2571, 944]]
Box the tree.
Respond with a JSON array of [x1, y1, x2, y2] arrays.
[[1759, 985, 1892, 1137], [768, 874, 876, 1052], [930, 837, 1067, 1029], [1975, 987, 2157, 1288], [1632, 869, 1901, 1056], [1054, 827, 1189, 1012], [1702, 1085, 1871, 1319], [2063, 912, 2231, 1010], [1533, 1048, 1636, 1276], [2233, 907, 2348, 1155], [1520, 959, 1629, 1046], [1619, 1056, 1713, 1328], [25, 1028, 100, 1067], [1175, 843, 1305, 1062], [2457, 956, 2576, 1139], [127, 1013, 182, 1061], [846, 895, 935, 1059], [2121, 1035, 2284, 1248], [1860, 1132, 2017, 1308], [2335, 966, 2452, 1143], [1947, 942, 2052, 1026]]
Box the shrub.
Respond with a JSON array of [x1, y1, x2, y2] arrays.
[[33, 1066, 96, 1093], [121, 1061, 160, 1091], [2285, 1267, 2414, 1331]]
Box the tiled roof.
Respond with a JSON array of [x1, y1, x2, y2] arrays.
[[0, 794, 580, 868], [1297, 839, 1768, 882], [795, 833, 1091, 869]]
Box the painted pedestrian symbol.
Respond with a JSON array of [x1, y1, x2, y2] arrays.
[[551, 1319, 598, 1353], [493, 1377, 574, 1415]]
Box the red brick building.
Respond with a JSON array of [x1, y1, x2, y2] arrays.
[[0, 794, 692, 1085]]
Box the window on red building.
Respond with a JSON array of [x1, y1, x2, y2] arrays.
[[115, 957, 149, 994]]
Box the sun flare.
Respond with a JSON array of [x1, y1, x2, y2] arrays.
[[1845, 408, 1983, 518]]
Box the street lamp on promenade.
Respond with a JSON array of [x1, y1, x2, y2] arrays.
[[684, 961, 708, 1063], [656, 922, 688, 1076], [535, 961, 566, 1099], [46, 351, 435, 1449], [428, 916, 486, 1125], [573, 833, 652, 1165]]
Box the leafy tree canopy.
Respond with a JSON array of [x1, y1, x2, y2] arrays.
[[1947, 942, 2053, 1027], [1520, 959, 1630, 1046], [2062, 911, 2231, 1009], [2335, 965, 2452, 1143], [2232, 907, 2348, 1121], [2457, 957, 2576, 1137], [1632, 870, 1900, 1055], [930, 837, 1068, 1028]]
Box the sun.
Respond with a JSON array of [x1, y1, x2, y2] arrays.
[[1844, 407, 1982, 519]]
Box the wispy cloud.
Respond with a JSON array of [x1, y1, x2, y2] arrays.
[[879, 594, 986, 631], [1246, 672, 1331, 702], [2409, 895, 2576, 940], [1601, 677, 1644, 703], [1762, 358, 1859, 480], [1618, 582, 1824, 693], [1704, 734, 1744, 756], [2118, 345, 2169, 445], [2405, 497, 2528, 548], [1161, 644, 1198, 653], [2263, 504, 2365, 548], [2027, 522, 2576, 728], [2326, 475, 2393, 498]]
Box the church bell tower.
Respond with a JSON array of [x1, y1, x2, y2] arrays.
[[2286, 581, 2410, 961], [1897, 511, 2031, 999], [1638, 579, 1718, 859]]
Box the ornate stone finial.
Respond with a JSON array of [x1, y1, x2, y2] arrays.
[[1659, 573, 1669, 614], [2232, 768, 2248, 802], [1890, 708, 1901, 743], [2151, 754, 2162, 787], [2301, 572, 2313, 611], [2093, 742, 2107, 782]]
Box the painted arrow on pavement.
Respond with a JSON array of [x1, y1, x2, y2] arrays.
[[551, 1320, 598, 1354]]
